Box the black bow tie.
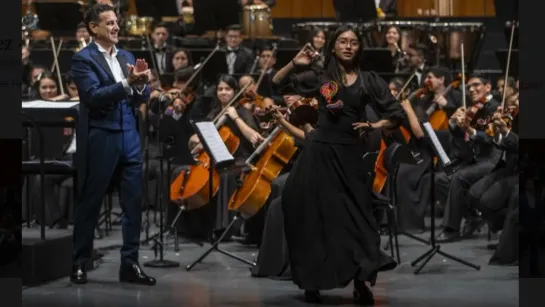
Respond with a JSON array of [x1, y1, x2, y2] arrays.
[[227, 48, 239, 54], [416, 68, 423, 73], [154, 47, 167, 53]]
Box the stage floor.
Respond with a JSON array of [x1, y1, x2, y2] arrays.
[[22, 227, 518, 307]]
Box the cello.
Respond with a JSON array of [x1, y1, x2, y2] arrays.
[[227, 125, 298, 218], [372, 80, 432, 194], [425, 74, 464, 130], [169, 83, 251, 209]]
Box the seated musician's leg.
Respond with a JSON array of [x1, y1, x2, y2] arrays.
[[433, 171, 450, 213], [437, 162, 495, 242], [465, 170, 506, 236], [490, 183, 519, 266], [476, 174, 518, 233]]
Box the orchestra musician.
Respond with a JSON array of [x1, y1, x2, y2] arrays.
[[150, 22, 174, 75], [272, 25, 402, 304], [27, 71, 69, 102], [435, 74, 502, 243], [419, 66, 463, 120], [250, 84, 315, 275], [223, 24, 254, 75], [185, 75, 264, 239], [399, 43, 430, 89], [69, 3, 155, 285], [465, 103, 519, 240]]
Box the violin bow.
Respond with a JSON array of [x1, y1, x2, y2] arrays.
[[144, 35, 163, 89], [501, 21, 516, 110], [212, 82, 252, 124], [460, 41, 466, 109], [181, 44, 221, 94], [396, 71, 417, 100]]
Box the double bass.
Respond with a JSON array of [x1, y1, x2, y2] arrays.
[[169, 83, 251, 209]]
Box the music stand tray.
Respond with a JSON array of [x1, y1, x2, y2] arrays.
[[185, 121, 256, 271], [410, 122, 480, 274]]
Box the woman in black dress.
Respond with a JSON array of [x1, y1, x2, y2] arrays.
[[273, 25, 403, 305]]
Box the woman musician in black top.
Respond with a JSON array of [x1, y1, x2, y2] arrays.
[[181, 74, 264, 240], [272, 25, 403, 305]]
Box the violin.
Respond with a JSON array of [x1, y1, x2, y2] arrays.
[[240, 90, 266, 109], [464, 96, 489, 128], [254, 97, 318, 130], [484, 105, 519, 137]]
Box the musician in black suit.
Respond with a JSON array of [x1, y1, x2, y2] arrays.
[[435, 74, 502, 242], [417, 66, 463, 120], [399, 43, 431, 91], [223, 24, 254, 75], [150, 22, 175, 75], [466, 109, 519, 237]]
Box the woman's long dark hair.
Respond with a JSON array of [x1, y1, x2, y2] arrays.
[[322, 25, 365, 87], [206, 74, 240, 121], [309, 29, 327, 52], [29, 71, 60, 100]]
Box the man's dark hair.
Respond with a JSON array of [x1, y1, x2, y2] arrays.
[[76, 22, 86, 31], [426, 66, 451, 84], [225, 24, 243, 33], [468, 73, 491, 85], [152, 22, 169, 32], [84, 4, 115, 36], [260, 44, 276, 55]]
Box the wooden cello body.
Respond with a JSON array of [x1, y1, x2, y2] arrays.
[[169, 125, 240, 210], [228, 127, 297, 218]]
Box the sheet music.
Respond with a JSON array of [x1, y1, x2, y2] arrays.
[[22, 100, 79, 109], [195, 122, 234, 164], [422, 122, 451, 165], [66, 133, 77, 154]]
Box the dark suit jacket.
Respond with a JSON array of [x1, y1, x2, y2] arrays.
[[494, 130, 519, 173], [226, 46, 254, 75], [71, 42, 151, 194], [448, 97, 501, 164]]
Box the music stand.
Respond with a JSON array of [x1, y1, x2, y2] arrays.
[[495, 49, 519, 79], [33, 1, 84, 35], [410, 122, 481, 274], [185, 121, 256, 271]]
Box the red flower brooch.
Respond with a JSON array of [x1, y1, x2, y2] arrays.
[[320, 81, 344, 114]]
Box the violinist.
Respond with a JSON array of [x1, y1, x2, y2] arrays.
[[273, 25, 402, 304], [435, 74, 502, 243], [185, 75, 264, 240], [237, 74, 275, 112], [27, 71, 69, 102], [494, 76, 517, 102], [418, 66, 463, 121], [466, 108, 519, 240], [399, 43, 430, 89]]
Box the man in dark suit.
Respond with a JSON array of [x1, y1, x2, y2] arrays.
[[70, 3, 155, 285], [434, 74, 502, 242], [224, 24, 254, 75], [399, 43, 430, 91], [466, 110, 519, 236]]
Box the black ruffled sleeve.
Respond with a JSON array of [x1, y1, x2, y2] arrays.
[[363, 71, 406, 125]]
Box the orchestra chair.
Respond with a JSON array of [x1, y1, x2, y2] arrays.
[[362, 151, 400, 263], [21, 160, 77, 226]]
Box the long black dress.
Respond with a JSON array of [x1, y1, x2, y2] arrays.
[[282, 70, 403, 291]]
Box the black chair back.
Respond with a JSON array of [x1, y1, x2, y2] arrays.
[[362, 151, 379, 182]]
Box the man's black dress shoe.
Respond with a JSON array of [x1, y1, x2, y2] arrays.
[[70, 265, 87, 284], [119, 263, 156, 286]]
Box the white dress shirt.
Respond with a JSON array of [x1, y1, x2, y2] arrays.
[[95, 42, 146, 95]]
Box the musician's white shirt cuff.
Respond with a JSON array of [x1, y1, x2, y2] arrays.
[[468, 128, 477, 140], [121, 79, 146, 96]]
